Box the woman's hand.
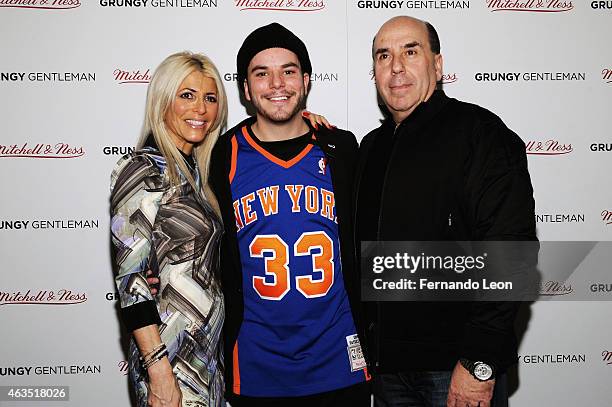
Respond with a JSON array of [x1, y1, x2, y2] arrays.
[[132, 326, 181, 406], [146, 358, 182, 407], [302, 111, 335, 130], [146, 270, 160, 296]]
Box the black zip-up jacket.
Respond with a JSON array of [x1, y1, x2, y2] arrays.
[[210, 117, 369, 398], [356, 90, 537, 373]]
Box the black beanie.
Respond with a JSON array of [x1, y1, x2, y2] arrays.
[[237, 22, 312, 85]]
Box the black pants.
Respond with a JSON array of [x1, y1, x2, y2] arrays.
[[374, 372, 508, 407], [229, 381, 371, 407]]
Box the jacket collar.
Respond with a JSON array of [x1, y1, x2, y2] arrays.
[[381, 89, 450, 136]]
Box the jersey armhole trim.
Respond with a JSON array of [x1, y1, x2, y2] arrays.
[[232, 340, 241, 395], [229, 135, 238, 184]]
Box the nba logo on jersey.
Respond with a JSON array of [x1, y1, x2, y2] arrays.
[[318, 157, 327, 175]]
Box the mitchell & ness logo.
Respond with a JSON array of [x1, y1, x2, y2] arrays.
[[0, 0, 80, 9], [603, 350, 612, 365], [0, 143, 84, 158], [539, 280, 573, 296], [114, 69, 151, 84], [486, 0, 573, 12], [118, 361, 128, 375], [602, 210, 612, 225], [525, 140, 572, 155], [0, 289, 87, 306], [234, 0, 326, 12], [439, 73, 458, 84]]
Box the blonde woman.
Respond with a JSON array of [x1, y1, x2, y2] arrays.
[[110, 51, 228, 407]]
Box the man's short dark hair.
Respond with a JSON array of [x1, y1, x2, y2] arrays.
[[425, 21, 440, 54]]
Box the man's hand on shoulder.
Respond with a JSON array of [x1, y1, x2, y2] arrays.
[[446, 361, 495, 407]]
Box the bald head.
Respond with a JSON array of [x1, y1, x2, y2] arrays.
[[373, 16, 440, 59]]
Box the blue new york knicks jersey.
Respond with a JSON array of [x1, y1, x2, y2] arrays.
[[229, 126, 367, 397]]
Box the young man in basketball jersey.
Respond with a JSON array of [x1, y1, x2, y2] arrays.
[[209, 23, 370, 407]]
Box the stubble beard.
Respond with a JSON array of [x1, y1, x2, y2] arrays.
[[251, 89, 306, 123]]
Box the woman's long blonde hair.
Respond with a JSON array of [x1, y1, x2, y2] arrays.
[[137, 51, 228, 216]]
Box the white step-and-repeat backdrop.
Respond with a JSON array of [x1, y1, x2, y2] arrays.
[[1, 1, 611, 405]]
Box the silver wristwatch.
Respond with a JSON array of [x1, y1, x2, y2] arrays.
[[459, 358, 495, 381]]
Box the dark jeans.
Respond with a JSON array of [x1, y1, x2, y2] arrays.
[[374, 371, 508, 407], [229, 381, 371, 407]]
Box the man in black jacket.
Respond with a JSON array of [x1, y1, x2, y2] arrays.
[[357, 16, 536, 407], [209, 23, 370, 407]]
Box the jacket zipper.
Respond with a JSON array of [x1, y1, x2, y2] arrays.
[[377, 125, 403, 238], [373, 124, 403, 369]]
